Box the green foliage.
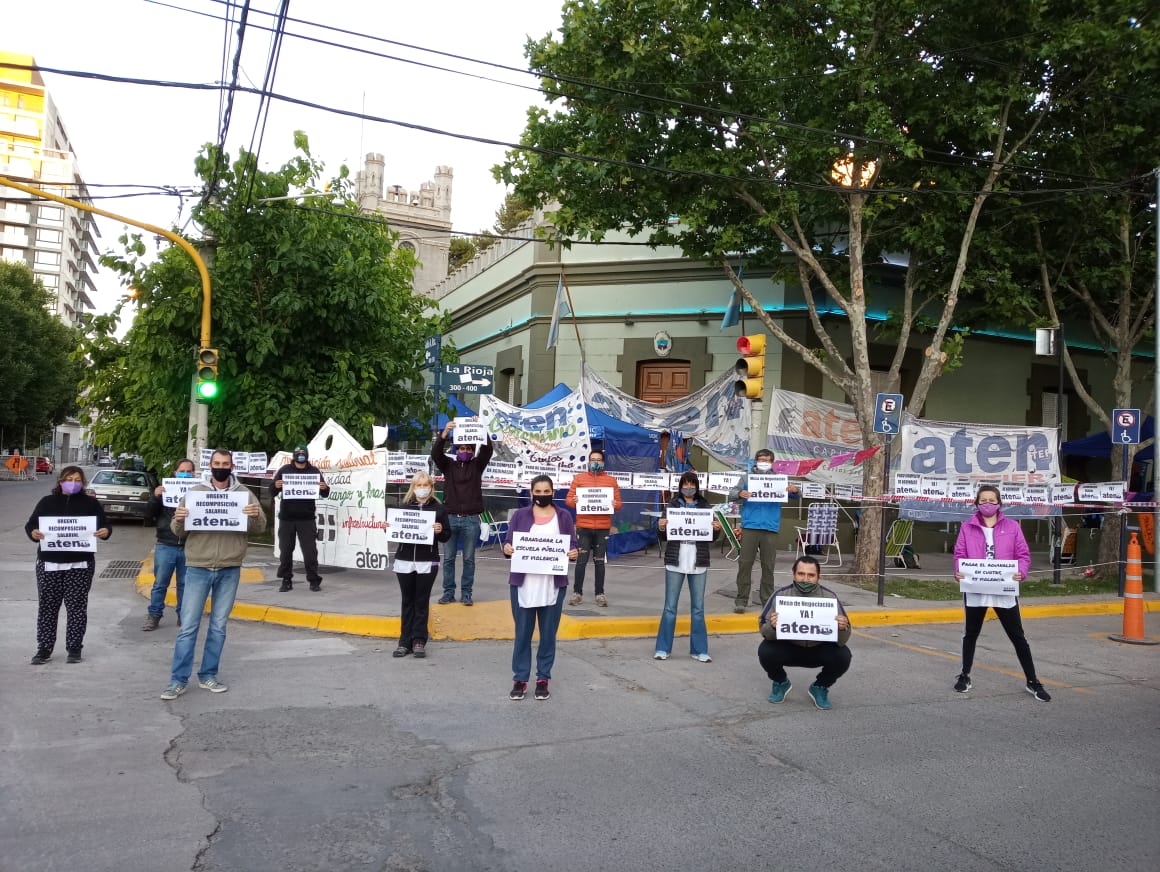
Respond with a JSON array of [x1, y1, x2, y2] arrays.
[[448, 237, 477, 273], [475, 192, 534, 254], [77, 134, 446, 467], [0, 262, 82, 441]]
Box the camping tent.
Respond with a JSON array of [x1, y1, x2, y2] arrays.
[[1062, 417, 1154, 462]]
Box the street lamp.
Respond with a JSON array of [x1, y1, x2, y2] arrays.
[[1035, 325, 1065, 585]]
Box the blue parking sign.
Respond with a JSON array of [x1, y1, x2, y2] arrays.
[[1113, 408, 1141, 445], [874, 393, 904, 434]]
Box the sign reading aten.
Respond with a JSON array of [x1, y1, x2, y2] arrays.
[[510, 532, 571, 575], [184, 490, 249, 530], [746, 474, 789, 502], [575, 487, 613, 515], [773, 596, 838, 641], [39, 515, 97, 552], [162, 478, 196, 508], [958, 559, 1020, 596], [664, 507, 715, 541], [281, 473, 321, 500], [386, 508, 436, 544]]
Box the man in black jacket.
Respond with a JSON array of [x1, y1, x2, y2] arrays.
[[273, 445, 331, 591], [143, 458, 196, 630], [430, 419, 493, 606]]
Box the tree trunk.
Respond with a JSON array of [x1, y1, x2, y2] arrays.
[[852, 449, 887, 583]]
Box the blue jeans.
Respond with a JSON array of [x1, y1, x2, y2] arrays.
[[442, 514, 480, 598], [510, 585, 566, 682], [655, 569, 708, 657], [170, 566, 241, 684], [148, 543, 186, 618]]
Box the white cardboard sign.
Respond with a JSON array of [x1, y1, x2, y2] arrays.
[[576, 487, 614, 515], [281, 473, 321, 500], [161, 478, 196, 508], [39, 515, 97, 552], [746, 474, 789, 502], [958, 559, 1020, 596], [386, 508, 436, 544], [665, 507, 714, 541], [773, 596, 838, 641], [510, 531, 571, 575], [184, 490, 249, 530], [451, 419, 488, 446]]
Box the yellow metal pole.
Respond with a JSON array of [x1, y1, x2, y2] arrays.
[[0, 175, 212, 347]]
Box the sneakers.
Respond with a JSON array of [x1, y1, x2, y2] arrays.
[[392, 646, 411, 658], [954, 673, 972, 693], [160, 682, 187, 700], [1026, 680, 1052, 702], [509, 681, 528, 700], [733, 606, 746, 614], [653, 651, 669, 660], [767, 679, 792, 703], [30, 649, 51, 665], [142, 614, 161, 631], [534, 679, 550, 700], [309, 582, 322, 592], [595, 594, 608, 607], [437, 595, 455, 605], [461, 594, 474, 606], [691, 653, 712, 663], [66, 650, 82, 664], [412, 641, 427, 659], [278, 580, 293, 592], [808, 683, 832, 710], [569, 592, 582, 605], [197, 677, 229, 693]]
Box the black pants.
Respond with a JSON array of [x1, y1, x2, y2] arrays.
[[35, 561, 94, 653], [574, 528, 610, 595], [961, 602, 1038, 681], [397, 570, 438, 647], [278, 517, 321, 583], [758, 639, 852, 688]]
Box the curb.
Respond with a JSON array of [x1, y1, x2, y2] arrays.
[[133, 563, 1160, 641]]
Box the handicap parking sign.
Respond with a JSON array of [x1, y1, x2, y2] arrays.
[[874, 393, 904, 434], [1113, 408, 1141, 444]]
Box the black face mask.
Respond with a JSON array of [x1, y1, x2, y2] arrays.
[[532, 494, 553, 507], [211, 467, 232, 483]]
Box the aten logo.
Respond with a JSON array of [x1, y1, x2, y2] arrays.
[[907, 431, 1053, 475]]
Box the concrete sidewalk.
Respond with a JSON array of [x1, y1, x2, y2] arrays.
[[132, 540, 1160, 641]]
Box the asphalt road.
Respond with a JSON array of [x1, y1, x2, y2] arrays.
[[2, 476, 1158, 872]]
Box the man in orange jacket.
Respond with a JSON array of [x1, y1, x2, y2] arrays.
[[565, 449, 623, 606]]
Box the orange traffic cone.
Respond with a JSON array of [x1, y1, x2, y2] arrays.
[[1109, 532, 1159, 645]]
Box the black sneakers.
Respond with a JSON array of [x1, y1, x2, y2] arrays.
[[1026, 680, 1052, 702], [279, 580, 293, 592], [30, 649, 51, 665], [66, 650, 82, 664], [509, 681, 528, 700], [534, 679, 550, 700], [954, 673, 972, 693]]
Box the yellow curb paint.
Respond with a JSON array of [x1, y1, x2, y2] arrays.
[[317, 613, 400, 637], [259, 605, 322, 630]]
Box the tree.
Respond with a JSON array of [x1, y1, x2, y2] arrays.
[[497, 0, 1134, 576], [474, 192, 534, 254], [0, 262, 81, 445], [448, 237, 478, 273], [78, 133, 448, 466]]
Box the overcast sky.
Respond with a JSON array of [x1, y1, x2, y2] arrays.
[[5, 0, 563, 311]]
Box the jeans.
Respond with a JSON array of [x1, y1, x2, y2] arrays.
[[735, 528, 779, 607], [397, 569, 438, 647], [510, 585, 566, 682], [171, 566, 241, 684], [758, 639, 852, 688], [148, 543, 186, 618], [573, 527, 610, 596], [655, 569, 708, 657], [277, 517, 321, 583], [442, 514, 480, 598]]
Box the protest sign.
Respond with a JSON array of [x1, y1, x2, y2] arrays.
[[161, 477, 196, 508], [958, 559, 1020, 596], [510, 532, 571, 575], [773, 596, 838, 641], [281, 473, 320, 500], [746, 474, 789, 502], [386, 508, 436, 544], [39, 515, 97, 552], [452, 418, 488, 446], [184, 490, 249, 530], [576, 487, 614, 515], [664, 507, 714, 541]]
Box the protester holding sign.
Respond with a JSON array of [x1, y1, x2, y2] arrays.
[[162, 450, 266, 700], [385, 472, 450, 659], [654, 472, 721, 662], [23, 466, 111, 664], [272, 444, 331, 592], [142, 458, 196, 631], [501, 475, 579, 701], [431, 418, 494, 606], [565, 449, 623, 607], [730, 448, 799, 612], [757, 557, 852, 710], [952, 485, 1050, 701]]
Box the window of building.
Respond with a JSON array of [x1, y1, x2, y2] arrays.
[[34, 250, 61, 266], [36, 272, 59, 288], [36, 227, 63, 246], [2, 247, 25, 263], [38, 206, 64, 225]]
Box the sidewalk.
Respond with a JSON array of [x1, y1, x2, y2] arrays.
[[133, 542, 1159, 641]]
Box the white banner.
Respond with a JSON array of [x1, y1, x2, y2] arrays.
[[665, 507, 714, 541], [481, 461, 520, 488], [958, 559, 1020, 596], [510, 531, 571, 575], [899, 419, 1060, 484], [281, 473, 320, 500], [161, 478, 196, 508], [767, 389, 864, 485], [575, 487, 614, 514], [39, 515, 97, 552], [386, 508, 436, 545], [185, 490, 249, 530], [773, 596, 839, 641], [582, 364, 751, 466], [479, 390, 591, 470]]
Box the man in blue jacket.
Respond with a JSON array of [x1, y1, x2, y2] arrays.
[[730, 448, 797, 612]]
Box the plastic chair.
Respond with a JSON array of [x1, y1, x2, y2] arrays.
[[794, 501, 842, 566]]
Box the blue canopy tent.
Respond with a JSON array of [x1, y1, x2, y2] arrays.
[[387, 395, 475, 441], [1061, 417, 1154, 462], [524, 384, 661, 557]]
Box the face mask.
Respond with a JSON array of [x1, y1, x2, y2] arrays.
[[61, 480, 83, 495], [589, 461, 604, 474], [977, 503, 1000, 518], [681, 487, 697, 498], [176, 471, 194, 479], [456, 450, 474, 463], [532, 494, 553, 507], [211, 467, 232, 483], [294, 453, 307, 464], [754, 461, 772, 472], [414, 487, 431, 500], [793, 579, 820, 595]]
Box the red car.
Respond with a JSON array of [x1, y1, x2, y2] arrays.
[[36, 456, 53, 474]]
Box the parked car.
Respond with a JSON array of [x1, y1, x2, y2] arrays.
[[86, 469, 158, 521], [36, 456, 53, 474], [97, 455, 116, 467]]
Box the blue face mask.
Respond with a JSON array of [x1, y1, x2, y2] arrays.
[[589, 461, 604, 474], [176, 471, 194, 479]]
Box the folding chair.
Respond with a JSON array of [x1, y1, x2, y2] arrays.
[[883, 519, 914, 564], [715, 510, 742, 562], [479, 509, 509, 549], [794, 501, 842, 566]]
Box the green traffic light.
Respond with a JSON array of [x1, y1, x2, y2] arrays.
[[196, 380, 219, 400]]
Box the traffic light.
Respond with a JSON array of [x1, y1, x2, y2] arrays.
[[734, 334, 766, 399], [195, 347, 220, 403]]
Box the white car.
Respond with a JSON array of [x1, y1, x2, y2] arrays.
[[86, 469, 157, 520]]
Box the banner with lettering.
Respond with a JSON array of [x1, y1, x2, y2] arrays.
[[479, 390, 591, 471], [767, 389, 864, 485]]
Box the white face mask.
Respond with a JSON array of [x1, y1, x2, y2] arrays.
[[414, 487, 431, 500], [754, 461, 772, 472]]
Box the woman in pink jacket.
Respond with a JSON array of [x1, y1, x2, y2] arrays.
[[952, 485, 1050, 701]]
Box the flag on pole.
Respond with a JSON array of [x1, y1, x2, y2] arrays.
[[547, 275, 570, 350], [720, 288, 741, 330]]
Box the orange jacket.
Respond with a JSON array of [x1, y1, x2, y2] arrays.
[[565, 471, 623, 530]]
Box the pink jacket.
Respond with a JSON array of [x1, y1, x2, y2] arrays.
[[954, 511, 1031, 579]]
